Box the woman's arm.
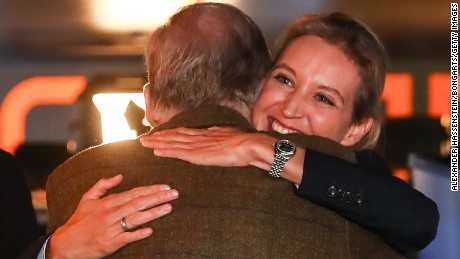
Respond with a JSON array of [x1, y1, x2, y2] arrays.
[[295, 150, 439, 253], [141, 127, 439, 253], [139, 127, 305, 184]]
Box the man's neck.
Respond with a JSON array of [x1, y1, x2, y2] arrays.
[[150, 105, 256, 133], [218, 101, 252, 123]]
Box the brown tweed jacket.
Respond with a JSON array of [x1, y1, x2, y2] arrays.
[[46, 106, 403, 258]]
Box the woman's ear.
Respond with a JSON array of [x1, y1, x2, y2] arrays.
[[340, 118, 373, 146]]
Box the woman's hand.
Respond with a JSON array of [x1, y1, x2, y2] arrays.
[[48, 174, 179, 259], [141, 127, 306, 184], [140, 127, 277, 170]]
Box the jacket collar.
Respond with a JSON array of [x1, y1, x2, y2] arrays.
[[151, 105, 256, 133]]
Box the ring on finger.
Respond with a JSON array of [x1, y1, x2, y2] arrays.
[[120, 216, 129, 232]]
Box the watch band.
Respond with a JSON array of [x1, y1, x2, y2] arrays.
[[268, 139, 296, 178], [269, 153, 288, 178]]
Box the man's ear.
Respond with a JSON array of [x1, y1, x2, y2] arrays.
[[143, 83, 180, 127], [340, 118, 373, 146], [143, 83, 154, 125]]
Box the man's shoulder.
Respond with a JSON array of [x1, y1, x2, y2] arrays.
[[45, 139, 155, 233], [62, 139, 144, 165], [48, 139, 148, 186]]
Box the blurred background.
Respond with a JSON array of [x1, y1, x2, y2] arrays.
[[0, 0, 455, 257]]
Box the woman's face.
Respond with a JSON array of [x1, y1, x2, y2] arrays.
[[252, 35, 370, 146]]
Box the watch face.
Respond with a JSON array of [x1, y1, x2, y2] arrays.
[[276, 140, 296, 153]]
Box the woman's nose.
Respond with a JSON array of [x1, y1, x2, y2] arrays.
[[281, 92, 305, 118]]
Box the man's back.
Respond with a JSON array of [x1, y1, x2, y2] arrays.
[[46, 107, 402, 258]]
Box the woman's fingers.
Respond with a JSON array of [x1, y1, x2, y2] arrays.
[[110, 202, 175, 250], [141, 132, 216, 146], [150, 127, 205, 136], [112, 189, 179, 220], [82, 174, 124, 200], [103, 184, 173, 209], [109, 228, 154, 253], [141, 128, 235, 149], [105, 193, 177, 252], [142, 138, 205, 150], [207, 126, 240, 133], [153, 148, 203, 164], [82, 175, 175, 211], [141, 127, 236, 144], [120, 203, 174, 231]]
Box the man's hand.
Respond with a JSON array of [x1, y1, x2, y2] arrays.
[[48, 174, 178, 259]]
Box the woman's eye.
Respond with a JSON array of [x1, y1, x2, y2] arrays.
[[274, 74, 293, 87], [316, 94, 335, 106]]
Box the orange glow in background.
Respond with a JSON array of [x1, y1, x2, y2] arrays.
[[0, 72, 451, 157], [0, 76, 87, 154], [382, 73, 414, 118], [428, 73, 450, 117]]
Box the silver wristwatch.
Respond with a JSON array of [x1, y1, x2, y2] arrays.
[[269, 139, 296, 178]]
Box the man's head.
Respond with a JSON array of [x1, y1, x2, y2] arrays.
[[144, 2, 271, 126]]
